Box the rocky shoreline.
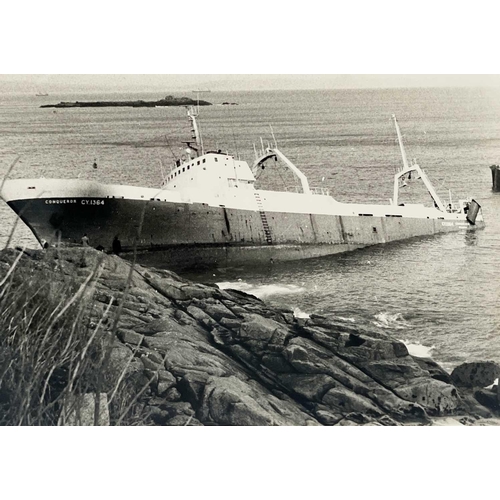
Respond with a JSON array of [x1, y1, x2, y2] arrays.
[[1, 246, 499, 426], [40, 95, 212, 109]]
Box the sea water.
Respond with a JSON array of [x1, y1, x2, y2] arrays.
[[1, 87, 499, 371]]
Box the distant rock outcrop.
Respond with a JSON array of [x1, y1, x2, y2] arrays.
[[40, 95, 212, 109], [1, 247, 498, 425]]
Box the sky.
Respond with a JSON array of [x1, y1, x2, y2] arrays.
[[1, 74, 500, 93], [2, 2, 499, 94]]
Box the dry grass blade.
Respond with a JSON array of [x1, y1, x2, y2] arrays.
[[0, 156, 20, 195], [0, 246, 26, 291]]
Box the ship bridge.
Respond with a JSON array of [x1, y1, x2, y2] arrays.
[[162, 152, 256, 193]]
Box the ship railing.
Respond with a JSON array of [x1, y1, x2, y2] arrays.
[[310, 186, 330, 196], [285, 185, 330, 196]]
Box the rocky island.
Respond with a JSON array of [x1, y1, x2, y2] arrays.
[[40, 95, 212, 109], [0, 246, 499, 426]]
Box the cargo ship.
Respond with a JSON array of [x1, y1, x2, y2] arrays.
[[0, 109, 484, 269]]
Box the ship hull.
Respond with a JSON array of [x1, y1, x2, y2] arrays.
[[5, 194, 482, 270]]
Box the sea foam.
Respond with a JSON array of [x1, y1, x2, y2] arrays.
[[402, 340, 435, 358], [217, 281, 305, 299], [373, 311, 411, 330]]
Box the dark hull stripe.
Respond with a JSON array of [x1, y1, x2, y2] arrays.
[[7, 197, 481, 269]]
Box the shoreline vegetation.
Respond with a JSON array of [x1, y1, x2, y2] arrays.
[[40, 95, 212, 109], [1, 246, 499, 426]]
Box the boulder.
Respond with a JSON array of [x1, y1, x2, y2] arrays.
[[451, 361, 500, 388], [394, 379, 462, 415]]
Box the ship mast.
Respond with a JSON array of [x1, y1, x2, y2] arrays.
[[393, 114, 410, 171], [187, 106, 204, 156], [186, 90, 211, 157]]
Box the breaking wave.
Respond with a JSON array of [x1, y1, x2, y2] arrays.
[[401, 340, 435, 358], [293, 307, 310, 319], [217, 281, 306, 299], [373, 311, 411, 330], [335, 316, 356, 323]]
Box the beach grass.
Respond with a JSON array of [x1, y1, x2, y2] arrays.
[[0, 246, 151, 426]]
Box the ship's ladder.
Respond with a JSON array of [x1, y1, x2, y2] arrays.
[[254, 192, 273, 245]]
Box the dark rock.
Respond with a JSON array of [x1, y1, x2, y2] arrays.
[[108, 342, 143, 380], [164, 387, 182, 402], [278, 374, 337, 401], [197, 376, 317, 426], [451, 361, 500, 388], [134, 315, 180, 336], [174, 308, 198, 326], [412, 357, 454, 384], [458, 393, 493, 418], [394, 380, 462, 415], [165, 415, 203, 426], [210, 326, 234, 346], [161, 401, 196, 420], [200, 301, 237, 321], [178, 372, 210, 407], [335, 413, 374, 426], [363, 360, 427, 386], [261, 354, 294, 373], [142, 350, 164, 365], [156, 370, 177, 396], [239, 315, 284, 343], [228, 344, 261, 368], [219, 318, 243, 332], [315, 409, 343, 425], [117, 329, 144, 346], [322, 387, 384, 417], [186, 305, 217, 328], [181, 285, 215, 300], [141, 356, 162, 371], [338, 335, 409, 362], [474, 388, 500, 411], [377, 415, 402, 426], [145, 405, 170, 425]]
